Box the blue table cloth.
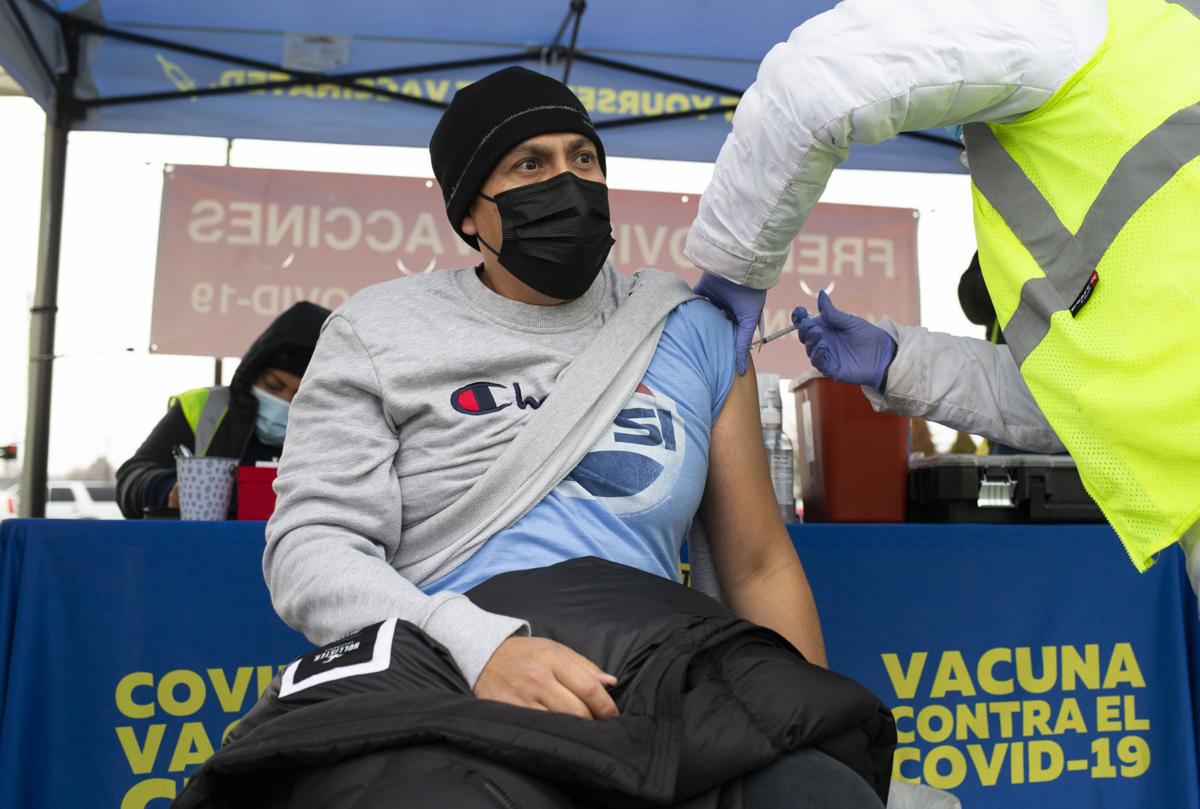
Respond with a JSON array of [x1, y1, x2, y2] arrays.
[[1, 519, 1197, 808], [0, 519, 310, 808], [789, 523, 1200, 809]]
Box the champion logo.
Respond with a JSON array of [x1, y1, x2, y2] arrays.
[[313, 640, 361, 664], [451, 381, 545, 415]]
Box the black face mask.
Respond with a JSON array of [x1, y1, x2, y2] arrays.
[[477, 172, 615, 300]]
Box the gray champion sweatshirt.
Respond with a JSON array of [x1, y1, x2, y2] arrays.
[[264, 264, 632, 687]]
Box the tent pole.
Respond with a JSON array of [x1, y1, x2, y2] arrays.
[[19, 112, 69, 517], [561, 0, 585, 84], [20, 18, 78, 517]]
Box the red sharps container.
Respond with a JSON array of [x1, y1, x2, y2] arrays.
[[790, 371, 909, 522], [237, 465, 279, 520]]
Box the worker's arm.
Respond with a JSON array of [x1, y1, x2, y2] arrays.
[[864, 320, 1066, 453], [685, 0, 1107, 288], [700, 355, 827, 666], [114, 403, 191, 518]]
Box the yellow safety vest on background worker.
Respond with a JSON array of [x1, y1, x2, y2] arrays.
[[169, 386, 231, 457], [964, 0, 1200, 570]]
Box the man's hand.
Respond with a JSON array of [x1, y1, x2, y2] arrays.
[[792, 291, 897, 389], [693, 272, 767, 376], [167, 482, 180, 509], [474, 636, 619, 720]]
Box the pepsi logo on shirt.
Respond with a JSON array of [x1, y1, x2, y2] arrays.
[[560, 382, 686, 514]]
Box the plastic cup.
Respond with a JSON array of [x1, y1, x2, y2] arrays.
[[176, 456, 239, 521]]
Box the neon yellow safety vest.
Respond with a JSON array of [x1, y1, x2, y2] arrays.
[[168, 386, 231, 457], [964, 0, 1200, 570]]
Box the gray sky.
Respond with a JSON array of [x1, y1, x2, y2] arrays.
[[0, 96, 977, 477]]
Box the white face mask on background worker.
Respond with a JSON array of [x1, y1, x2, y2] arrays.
[[252, 368, 301, 446]]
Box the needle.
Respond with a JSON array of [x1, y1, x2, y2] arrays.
[[751, 323, 799, 350]]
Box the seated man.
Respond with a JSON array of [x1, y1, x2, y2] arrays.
[[262, 66, 884, 807]]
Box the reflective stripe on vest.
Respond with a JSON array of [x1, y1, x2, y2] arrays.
[[965, 101, 1200, 365], [172, 386, 230, 457], [194, 387, 231, 457]]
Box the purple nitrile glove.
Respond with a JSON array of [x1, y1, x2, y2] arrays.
[[791, 291, 897, 389], [693, 271, 767, 376]]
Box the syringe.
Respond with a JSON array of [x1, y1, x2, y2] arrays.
[[750, 323, 800, 350]]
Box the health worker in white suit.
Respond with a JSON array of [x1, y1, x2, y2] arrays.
[[685, 0, 1200, 585]]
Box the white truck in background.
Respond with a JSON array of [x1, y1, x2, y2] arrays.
[[1, 480, 123, 520]]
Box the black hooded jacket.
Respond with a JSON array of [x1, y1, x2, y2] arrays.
[[115, 302, 330, 518], [173, 557, 895, 809]]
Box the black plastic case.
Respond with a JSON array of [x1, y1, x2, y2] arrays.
[[907, 454, 1105, 523]]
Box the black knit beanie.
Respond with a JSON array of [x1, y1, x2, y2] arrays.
[[429, 66, 607, 249]]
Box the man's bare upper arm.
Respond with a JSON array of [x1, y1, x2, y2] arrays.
[[699, 357, 795, 588]]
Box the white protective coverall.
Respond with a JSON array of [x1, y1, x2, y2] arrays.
[[685, 0, 1105, 450]]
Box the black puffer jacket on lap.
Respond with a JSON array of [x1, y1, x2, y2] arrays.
[[174, 558, 895, 809]]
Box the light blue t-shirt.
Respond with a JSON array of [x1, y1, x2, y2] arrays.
[[425, 299, 735, 594]]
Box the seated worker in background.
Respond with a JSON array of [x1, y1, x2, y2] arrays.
[[263, 67, 888, 807], [115, 301, 329, 519]]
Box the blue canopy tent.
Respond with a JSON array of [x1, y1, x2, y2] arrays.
[[1, 0, 964, 515]]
